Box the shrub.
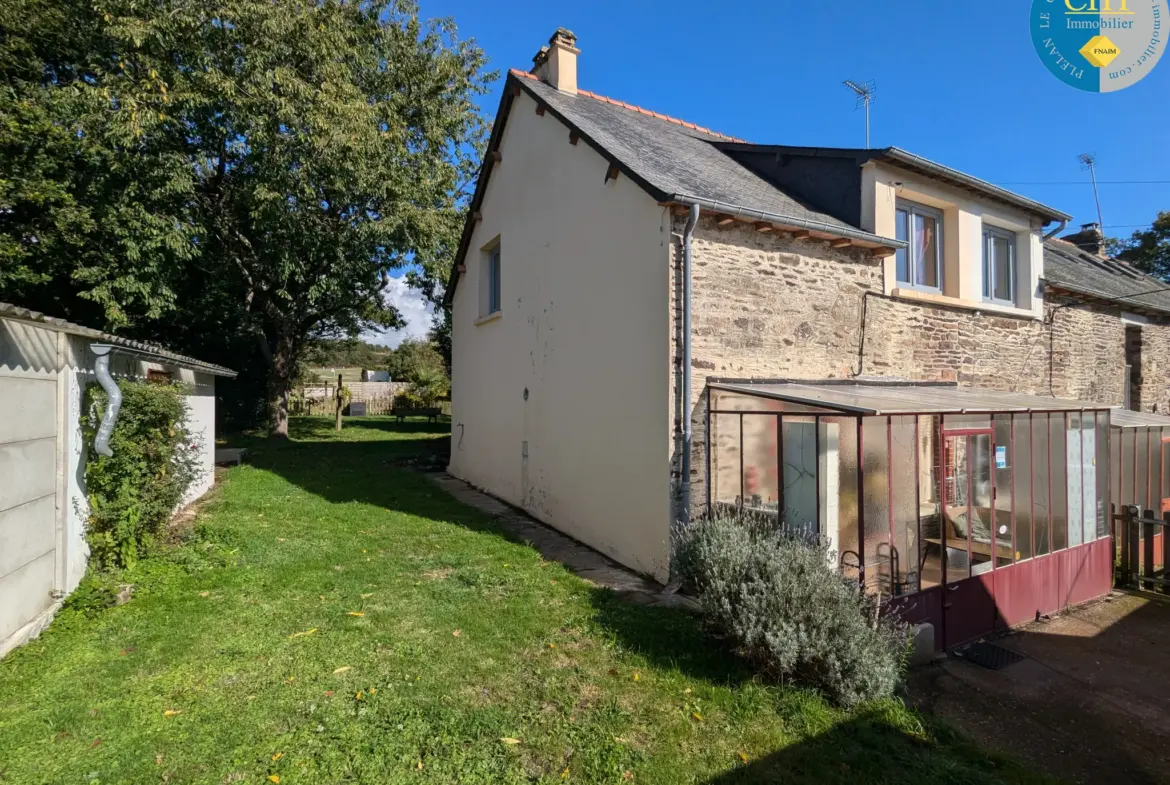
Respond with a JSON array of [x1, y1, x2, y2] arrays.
[[83, 380, 204, 570], [674, 516, 908, 707], [393, 390, 426, 410]]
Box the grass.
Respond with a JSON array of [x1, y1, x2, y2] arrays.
[[0, 416, 1050, 784]]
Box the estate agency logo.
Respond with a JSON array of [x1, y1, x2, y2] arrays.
[[1031, 0, 1164, 91]]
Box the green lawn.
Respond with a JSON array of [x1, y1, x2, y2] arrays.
[[0, 416, 1048, 784]]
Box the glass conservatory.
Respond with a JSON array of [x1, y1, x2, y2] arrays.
[[704, 380, 1113, 649], [1109, 408, 1170, 572]]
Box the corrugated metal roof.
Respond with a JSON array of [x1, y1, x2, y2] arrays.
[[710, 380, 1110, 415], [0, 302, 236, 377], [1109, 408, 1170, 429]]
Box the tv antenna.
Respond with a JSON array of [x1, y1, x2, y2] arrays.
[[1078, 152, 1104, 229], [843, 79, 876, 147]]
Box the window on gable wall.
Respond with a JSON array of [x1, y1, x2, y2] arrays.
[[479, 239, 501, 318], [895, 200, 943, 291], [982, 225, 1016, 305]]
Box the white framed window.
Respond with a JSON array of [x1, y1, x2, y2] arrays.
[[895, 200, 943, 292], [982, 225, 1016, 305], [479, 238, 501, 318]]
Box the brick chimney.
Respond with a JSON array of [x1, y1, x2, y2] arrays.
[[1062, 222, 1105, 257], [531, 28, 578, 95]]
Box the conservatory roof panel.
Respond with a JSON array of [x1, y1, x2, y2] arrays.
[[709, 380, 1111, 416], [1108, 408, 1170, 429]]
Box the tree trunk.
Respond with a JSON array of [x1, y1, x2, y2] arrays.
[[268, 340, 296, 439], [269, 377, 290, 439]]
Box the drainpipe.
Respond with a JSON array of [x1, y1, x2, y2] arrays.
[[91, 344, 121, 457], [1042, 218, 1068, 241], [680, 203, 700, 525]]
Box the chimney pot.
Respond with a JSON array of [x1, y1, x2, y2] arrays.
[[530, 28, 578, 95], [1063, 221, 1106, 258]]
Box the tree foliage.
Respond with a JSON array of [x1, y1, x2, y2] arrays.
[[386, 336, 446, 383], [1113, 211, 1170, 282], [303, 338, 392, 372], [1, 0, 493, 434]]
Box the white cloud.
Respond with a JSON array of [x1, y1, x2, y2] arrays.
[[363, 275, 435, 348]]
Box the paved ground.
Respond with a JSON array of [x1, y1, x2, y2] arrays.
[[428, 473, 698, 609], [911, 591, 1170, 784]]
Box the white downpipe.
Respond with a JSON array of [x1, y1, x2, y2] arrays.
[[91, 344, 121, 457]]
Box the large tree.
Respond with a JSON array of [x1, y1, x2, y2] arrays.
[[1, 0, 492, 435], [1113, 212, 1170, 282]]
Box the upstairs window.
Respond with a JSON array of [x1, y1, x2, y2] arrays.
[[895, 200, 943, 291], [983, 226, 1016, 305], [479, 238, 501, 318]]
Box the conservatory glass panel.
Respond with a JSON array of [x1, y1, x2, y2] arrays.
[[919, 416, 942, 588], [994, 414, 1014, 566], [890, 415, 919, 595], [1080, 412, 1096, 545], [741, 415, 779, 515], [861, 416, 891, 595], [710, 414, 742, 511], [1067, 413, 1083, 549], [1032, 414, 1051, 556], [1050, 415, 1068, 552], [1097, 418, 1110, 539], [1121, 427, 1135, 510], [781, 416, 818, 539], [1014, 415, 1033, 561], [1137, 427, 1151, 511], [824, 417, 860, 582]]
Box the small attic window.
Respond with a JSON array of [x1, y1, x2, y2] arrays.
[[479, 237, 502, 320]]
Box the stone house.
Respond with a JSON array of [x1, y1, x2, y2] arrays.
[[443, 29, 1170, 627]]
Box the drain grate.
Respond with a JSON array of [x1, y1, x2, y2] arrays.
[[955, 641, 1026, 670]]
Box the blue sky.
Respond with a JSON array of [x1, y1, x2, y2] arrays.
[[424, 0, 1168, 233], [376, 0, 1169, 346]]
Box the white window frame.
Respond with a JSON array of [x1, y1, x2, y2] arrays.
[[895, 199, 944, 293], [982, 225, 1017, 306]]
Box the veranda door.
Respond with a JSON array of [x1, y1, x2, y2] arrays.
[[942, 430, 998, 648]]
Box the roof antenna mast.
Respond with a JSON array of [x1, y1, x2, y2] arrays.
[[1078, 152, 1104, 229], [843, 79, 876, 147]]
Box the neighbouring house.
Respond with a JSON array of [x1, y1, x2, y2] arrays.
[[0, 302, 235, 656], [444, 30, 1170, 648]]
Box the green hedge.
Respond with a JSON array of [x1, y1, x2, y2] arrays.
[[83, 380, 203, 570]]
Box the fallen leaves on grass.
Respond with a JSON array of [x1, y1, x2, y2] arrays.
[[323, 690, 335, 697], [422, 569, 452, 580], [163, 709, 181, 717], [561, 767, 570, 779], [288, 628, 317, 639], [737, 751, 750, 764], [499, 738, 521, 745], [346, 611, 365, 617], [267, 776, 280, 783], [198, 591, 209, 597], [360, 593, 374, 598], [333, 666, 352, 674], [271, 753, 283, 762], [691, 711, 703, 722], [89, 738, 101, 749], [633, 672, 640, 682], [451, 629, 461, 638]]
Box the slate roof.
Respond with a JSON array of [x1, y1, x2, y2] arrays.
[[0, 301, 237, 377], [517, 73, 867, 236], [1042, 240, 1170, 316]]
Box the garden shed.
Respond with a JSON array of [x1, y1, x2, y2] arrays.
[[704, 379, 1113, 649], [0, 303, 235, 657]]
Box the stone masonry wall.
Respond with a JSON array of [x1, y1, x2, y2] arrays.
[[668, 216, 1167, 521]]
